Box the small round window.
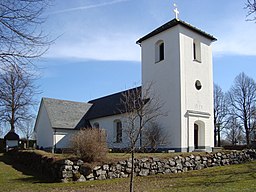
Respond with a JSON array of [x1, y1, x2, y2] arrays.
[[195, 80, 202, 90]]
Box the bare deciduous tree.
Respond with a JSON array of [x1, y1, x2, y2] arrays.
[[224, 115, 244, 145], [120, 83, 165, 192], [227, 72, 256, 145], [143, 121, 166, 152], [0, 64, 39, 133], [245, 0, 256, 21], [0, 0, 51, 68], [214, 84, 228, 147], [19, 118, 35, 148], [252, 111, 256, 142], [0, 124, 3, 138]]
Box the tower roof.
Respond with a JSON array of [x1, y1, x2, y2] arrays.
[[4, 131, 19, 140], [136, 18, 217, 44]]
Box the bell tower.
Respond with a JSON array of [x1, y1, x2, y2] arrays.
[[137, 18, 216, 152]]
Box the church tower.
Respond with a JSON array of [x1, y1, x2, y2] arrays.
[[137, 18, 216, 152]]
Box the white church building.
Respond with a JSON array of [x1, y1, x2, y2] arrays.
[[34, 17, 216, 152]]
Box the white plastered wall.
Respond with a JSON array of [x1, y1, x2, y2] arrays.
[[179, 25, 214, 151], [90, 114, 130, 149], [141, 26, 182, 150], [141, 24, 214, 151], [54, 129, 76, 149], [34, 102, 53, 148], [6, 140, 18, 148]]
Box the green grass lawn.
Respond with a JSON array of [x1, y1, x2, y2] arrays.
[[0, 153, 256, 192]]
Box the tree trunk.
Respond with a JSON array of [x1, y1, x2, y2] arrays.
[[217, 124, 221, 147], [214, 117, 217, 147], [214, 125, 217, 147], [10, 123, 15, 132], [11, 74, 15, 133], [139, 116, 143, 149], [26, 136, 29, 149], [130, 149, 134, 192], [244, 119, 250, 146], [245, 128, 250, 146], [139, 131, 142, 149]]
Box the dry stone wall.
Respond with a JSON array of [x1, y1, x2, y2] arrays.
[[7, 149, 256, 182], [59, 149, 256, 182]]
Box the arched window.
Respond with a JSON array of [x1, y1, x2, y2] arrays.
[[114, 120, 122, 143], [93, 122, 99, 128], [155, 40, 164, 63]]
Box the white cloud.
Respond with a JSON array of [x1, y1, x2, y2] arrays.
[[45, 32, 141, 61], [44, 0, 142, 62], [45, 0, 256, 61], [51, 0, 130, 15], [213, 17, 256, 56]]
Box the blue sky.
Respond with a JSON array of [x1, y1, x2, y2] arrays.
[[36, 0, 256, 104]]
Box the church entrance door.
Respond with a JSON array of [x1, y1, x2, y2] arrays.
[[194, 124, 199, 149]]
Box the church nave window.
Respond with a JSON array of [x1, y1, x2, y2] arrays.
[[114, 120, 122, 143], [155, 40, 164, 63], [93, 122, 99, 128]]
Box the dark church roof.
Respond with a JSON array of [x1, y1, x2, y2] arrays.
[[85, 86, 141, 120], [136, 18, 217, 44], [37, 87, 141, 130], [4, 131, 19, 140]]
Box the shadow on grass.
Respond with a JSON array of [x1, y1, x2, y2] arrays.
[[0, 153, 56, 183]]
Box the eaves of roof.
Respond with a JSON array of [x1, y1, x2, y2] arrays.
[[136, 18, 217, 44]]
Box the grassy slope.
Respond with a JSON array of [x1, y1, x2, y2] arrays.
[[0, 153, 256, 192]]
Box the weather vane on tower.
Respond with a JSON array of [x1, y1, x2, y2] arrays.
[[173, 3, 179, 20]]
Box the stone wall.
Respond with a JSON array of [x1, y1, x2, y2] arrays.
[[6, 150, 60, 181], [6, 149, 256, 182]]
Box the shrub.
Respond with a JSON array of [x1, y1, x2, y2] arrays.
[[70, 128, 107, 162]]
